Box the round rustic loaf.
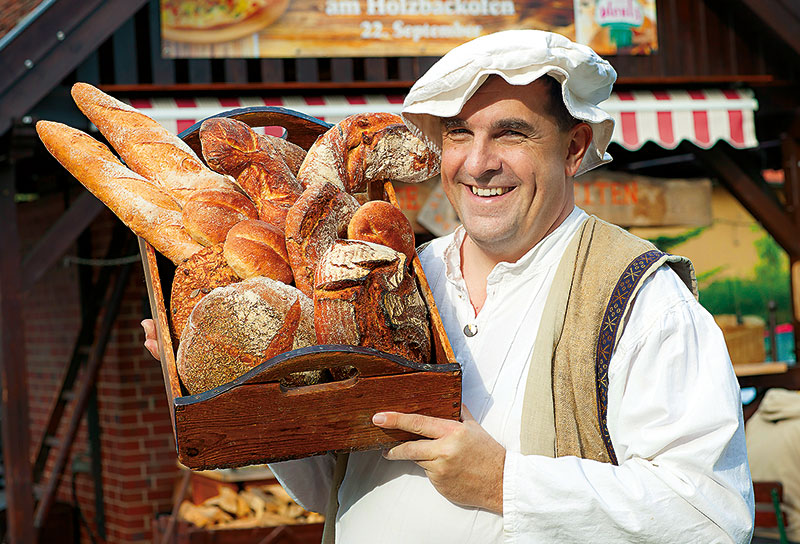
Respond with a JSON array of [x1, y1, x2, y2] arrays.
[[347, 200, 416, 264], [314, 239, 431, 365], [223, 219, 293, 283], [181, 188, 259, 246], [169, 244, 241, 343], [176, 277, 315, 394]]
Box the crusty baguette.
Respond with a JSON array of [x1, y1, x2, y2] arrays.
[[36, 121, 203, 263], [70, 82, 237, 206], [296, 112, 439, 193]]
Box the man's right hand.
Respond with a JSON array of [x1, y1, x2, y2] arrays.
[[141, 319, 160, 360]]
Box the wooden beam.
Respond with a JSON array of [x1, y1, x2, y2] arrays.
[[0, 0, 148, 136], [0, 163, 35, 544], [21, 191, 104, 292], [738, 0, 800, 58], [693, 145, 800, 257]]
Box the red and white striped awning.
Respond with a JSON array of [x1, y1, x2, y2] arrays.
[[122, 88, 758, 150], [600, 88, 759, 150]]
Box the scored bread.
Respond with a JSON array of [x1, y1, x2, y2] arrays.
[[223, 219, 293, 283], [71, 82, 237, 206], [347, 200, 416, 264], [284, 181, 360, 297], [36, 120, 203, 263], [169, 244, 241, 342], [314, 239, 431, 365], [181, 188, 259, 246], [176, 277, 316, 394]]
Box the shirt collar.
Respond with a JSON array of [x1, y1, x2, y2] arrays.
[[443, 206, 588, 287]]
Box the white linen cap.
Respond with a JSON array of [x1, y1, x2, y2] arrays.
[[402, 30, 617, 176]]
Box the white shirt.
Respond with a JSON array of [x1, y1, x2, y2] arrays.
[[270, 206, 754, 543]]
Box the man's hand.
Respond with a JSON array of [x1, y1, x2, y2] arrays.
[[372, 406, 505, 514], [141, 319, 160, 360]]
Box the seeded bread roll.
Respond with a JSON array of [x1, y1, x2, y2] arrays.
[[35, 121, 203, 263], [181, 188, 259, 246], [70, 82, 237, 206], [347, 200, 416, 264], [284, 181, 360, 297], [169, 244, 240, 342], [314, 239, 431, 365], [176, 277, 315, 394], [223, 219, 293, 283]]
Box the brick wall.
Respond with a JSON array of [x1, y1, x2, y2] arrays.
[[19, 194, 180, 543]]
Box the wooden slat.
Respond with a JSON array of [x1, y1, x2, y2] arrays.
[[188, 59, 212, 83], [753, 481, 783, 503], [112, 17, 138, 85], [295, 58, 319, 83], [224, 59, 248, 84], [0, 163, 35, 544], [365, 58, 388, 82], [148, 0, 175, 84], [740, 0, 800, 57], [331, 58, 354, 83], [259, 59, 284, 83], [693, 145, 800, 257]]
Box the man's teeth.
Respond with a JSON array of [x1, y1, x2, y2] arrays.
[[471, 186, 512, 197]]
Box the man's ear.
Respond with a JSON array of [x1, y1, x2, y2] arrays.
[[564, 123, 593, 177]]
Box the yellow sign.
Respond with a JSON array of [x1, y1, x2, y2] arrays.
[[160, 0, 575, 58], [574, 0, 658, 55]]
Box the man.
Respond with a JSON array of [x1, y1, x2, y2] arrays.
[[144, 30, 754, 542]]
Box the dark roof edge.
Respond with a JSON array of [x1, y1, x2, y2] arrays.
[[0, 0, 56, 53]]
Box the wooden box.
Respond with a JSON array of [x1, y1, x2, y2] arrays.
[[141, 107, 461, 470]]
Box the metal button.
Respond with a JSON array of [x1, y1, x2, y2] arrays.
[[463, 323, 478, 337]]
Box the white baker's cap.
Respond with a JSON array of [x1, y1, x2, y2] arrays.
[[402, 30, 617, 176]]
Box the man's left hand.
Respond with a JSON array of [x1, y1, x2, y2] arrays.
[[372, 406, 505, 514]]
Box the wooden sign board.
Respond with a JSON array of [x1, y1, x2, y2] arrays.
[[574, 171, 712, 227], [160, 0, 574, 58]]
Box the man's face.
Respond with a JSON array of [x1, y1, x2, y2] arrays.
[[440, 77, 584, 261]]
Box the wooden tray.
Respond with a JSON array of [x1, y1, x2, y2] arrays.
[[141, 107, 461, 470]]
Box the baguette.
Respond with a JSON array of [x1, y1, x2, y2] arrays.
[[36, 121, 203, 263], [71, 82, 237, 206]]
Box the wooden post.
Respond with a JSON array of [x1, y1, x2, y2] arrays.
[[0, 161, 35, 543], [781, 134, 800, 362]]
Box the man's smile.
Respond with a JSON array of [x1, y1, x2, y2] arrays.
[[468, 185, 516, 197]]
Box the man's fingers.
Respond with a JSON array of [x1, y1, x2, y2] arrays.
[[141, 319, 160, 361], [372, 411, 459, 439], [383, 439, 436, 462]]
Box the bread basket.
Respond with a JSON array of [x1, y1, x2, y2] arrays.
[[140, 107, 462, 470]]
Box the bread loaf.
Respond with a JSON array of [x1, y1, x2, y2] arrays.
[[347, 200, 416, 264], [182, 188, 259, 246], [296, 113, 439, 194], [36, 121, 203, 263], [200, 118, 304, 228], [223, 219, 293, 283], [71, 82, 237, 206], [199, 117, 306, 177], [176, 277, 315, 394], [314, 239, 431, 365], [169, 244, 240, 342], [285, 182, 360, 297]]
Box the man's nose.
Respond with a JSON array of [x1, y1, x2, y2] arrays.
[[463, 139, 501, 179]]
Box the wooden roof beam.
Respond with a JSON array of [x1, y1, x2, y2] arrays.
[[738, 0, 800, 58]]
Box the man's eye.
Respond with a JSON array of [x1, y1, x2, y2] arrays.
[[500, 130, 525, 139], [445, 128, 470, 139]]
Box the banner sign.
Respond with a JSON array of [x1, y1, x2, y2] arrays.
[[161, 0, 656, 58], [574, 0, 658, 55]]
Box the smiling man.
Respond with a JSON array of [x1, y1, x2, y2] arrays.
[[142, 30, 755, 543], [266, 30, 754, 543]]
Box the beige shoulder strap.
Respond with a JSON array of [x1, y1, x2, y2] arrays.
[[321, 452, 350, 544]]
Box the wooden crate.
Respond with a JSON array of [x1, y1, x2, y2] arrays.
[[153, 517, 324, 544], [140, 107, 461, 470]]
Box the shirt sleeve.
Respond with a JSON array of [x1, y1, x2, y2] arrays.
[[268, 454, 336, 513], [502, 266, 755, 543]]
